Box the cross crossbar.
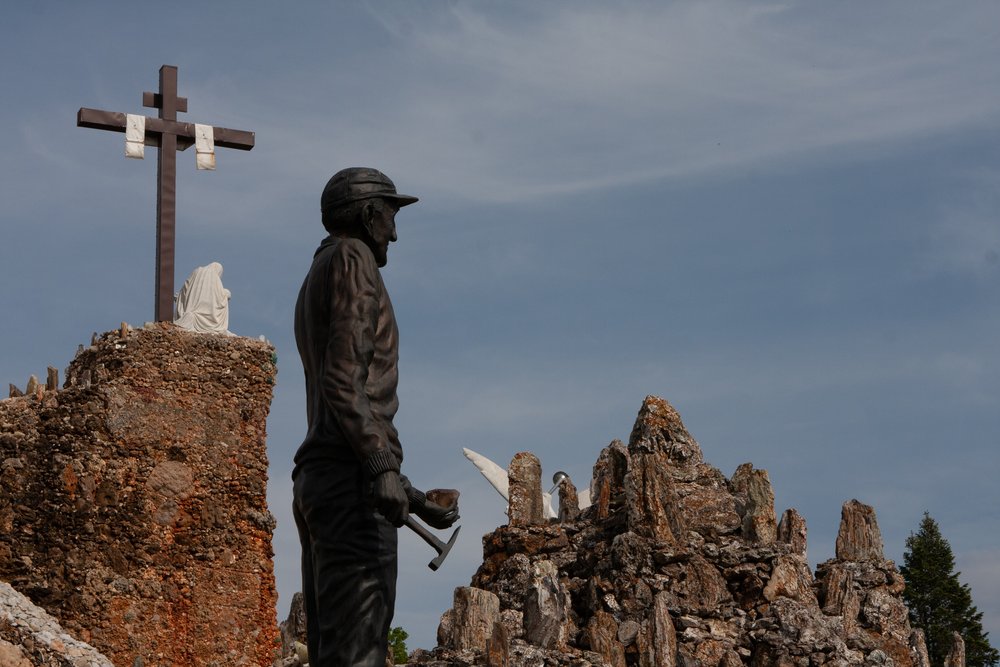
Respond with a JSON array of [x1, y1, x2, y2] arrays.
[[77, 109, 254, 151]]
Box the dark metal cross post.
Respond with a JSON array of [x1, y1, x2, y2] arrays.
[[77, 65, 254, 322]]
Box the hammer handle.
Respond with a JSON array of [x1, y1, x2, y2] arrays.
[[404, 516, 445, 553]]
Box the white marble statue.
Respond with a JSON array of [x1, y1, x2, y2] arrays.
[[462, 447, 592, 519], [174, 262, 232, 334]]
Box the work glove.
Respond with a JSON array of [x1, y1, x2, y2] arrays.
[[373, 470, 409, 527], [415, 496, 460, 530]]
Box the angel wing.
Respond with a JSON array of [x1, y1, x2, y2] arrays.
[[462, 447, 509, 501]]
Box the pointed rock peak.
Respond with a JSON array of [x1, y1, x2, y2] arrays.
[[591, 439, 629, 520], [946, 631, 966, 667], [628, 395, 703, 465], [730, 463, 777, 544], [911, 629, 932, 667], [777, 508, 808, 557], [835, 499, 884, 562]]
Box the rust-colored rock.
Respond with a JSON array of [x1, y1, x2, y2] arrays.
[[626, 449, 685, 543], [818, 563, 854, 616], [777, 507, 808, 557], [556, 476, 580, 522], [591, 439, 629, 520], [628, 395, 703, 465], [440, 587, 501, 651], [763, 555, 816, 604], [0, 325, 278, 666], [586, 610, 626, 667], [45, 367, 58, 391], [835, 499, 884, 561], [649, 590, 678, 667], [426, 488, 460, 509], [674, 471, 741, 537], [732, 463, 777, 544], [666, 554, 732, 613], [485, 619, 511, 667], [508, 452, 544, 526]]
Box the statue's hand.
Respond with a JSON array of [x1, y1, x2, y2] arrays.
[[415, 497, 459, 530], [373, 471, 409, 527]]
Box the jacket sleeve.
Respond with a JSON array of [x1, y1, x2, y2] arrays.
[[321, 238, 398, 474]]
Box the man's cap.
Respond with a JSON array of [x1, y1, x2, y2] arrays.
[[321, 167, 419, 213]]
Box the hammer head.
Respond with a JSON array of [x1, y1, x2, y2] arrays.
[[428, 525, 461, 571]]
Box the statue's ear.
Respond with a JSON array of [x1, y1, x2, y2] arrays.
[[360, 201, 377, 237]]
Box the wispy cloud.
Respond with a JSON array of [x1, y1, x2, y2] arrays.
[[321, 2, 1000, 203]]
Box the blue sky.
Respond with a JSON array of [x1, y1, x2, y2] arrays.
[[2, 1, 998, 653]]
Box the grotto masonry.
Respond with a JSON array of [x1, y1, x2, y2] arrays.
[[1, 324, 278, 666], [397, 395, 965, 667]]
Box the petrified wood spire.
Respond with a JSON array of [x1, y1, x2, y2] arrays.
[[835, 498, 884, 561], [508, 452, 544, 526]]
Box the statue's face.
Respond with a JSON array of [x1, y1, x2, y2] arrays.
[[363, 199, 399, 267]]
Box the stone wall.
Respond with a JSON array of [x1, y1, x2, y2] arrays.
[[0, 324, 279, 666], [416, 396, 931, 667]]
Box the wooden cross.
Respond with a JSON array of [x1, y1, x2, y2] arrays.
[[77, 65, 254, 322]]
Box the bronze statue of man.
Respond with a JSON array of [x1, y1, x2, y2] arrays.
[[292, 167, 459, 667]]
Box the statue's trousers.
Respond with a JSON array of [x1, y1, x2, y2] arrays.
[[293, 459, 397, 667]]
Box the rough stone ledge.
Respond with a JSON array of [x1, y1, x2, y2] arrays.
[[0, 581, 114, 667]]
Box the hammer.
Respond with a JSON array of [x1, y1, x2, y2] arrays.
[[403, 487, 460, 571], [404, 516, 461, 571]]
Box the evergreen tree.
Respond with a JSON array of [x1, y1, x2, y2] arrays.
[[900, 513, 998, 667], [388, 626, 409, 665]]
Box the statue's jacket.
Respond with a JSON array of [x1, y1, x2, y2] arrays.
[[293, 235, 402, 470]]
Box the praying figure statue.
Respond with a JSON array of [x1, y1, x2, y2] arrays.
[[174, 262, 232, 334]]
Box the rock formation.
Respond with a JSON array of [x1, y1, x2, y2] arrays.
[[0, 324, 278, 666], [413, 395, 930, 667], [0, 581, 114, 667]]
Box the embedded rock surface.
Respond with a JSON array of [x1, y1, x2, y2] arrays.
[[0, 324, 278, 666], [412, 395, 927, 667]]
